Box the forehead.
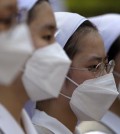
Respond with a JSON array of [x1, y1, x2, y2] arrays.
[[32, 2, 56, 30], [80, 32, 105, 54], [0, 0, 17, 17], [73, 32, 106, 62], [0, 0, 17, 9]]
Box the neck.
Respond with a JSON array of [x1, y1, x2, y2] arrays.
[[37, 80, 78, 133], [0, 75, 29, 126]]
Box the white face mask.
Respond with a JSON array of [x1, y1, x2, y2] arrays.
[[22, 42, 71, 101], [61, 73, 119, 121], [114, 71, 120, 99], [0, 24, 34, 85]]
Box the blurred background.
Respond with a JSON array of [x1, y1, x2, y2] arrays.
[[67, 0, 120, 17], [50, 0, 120, 17]]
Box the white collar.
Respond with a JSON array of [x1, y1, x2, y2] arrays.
[[0, 104, 24, 134], [21, 109, 38, 134], [0, 104, 38, 134], [101, 111, 120, 134], [32, 109, 73, 134]]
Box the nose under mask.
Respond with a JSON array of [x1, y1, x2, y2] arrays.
[[22, 42, 71, 101], [60, 73, 119, 121]]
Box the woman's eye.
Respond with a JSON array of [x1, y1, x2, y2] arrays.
[[87, 65, 97, 72], [42, 35, 52, 41]]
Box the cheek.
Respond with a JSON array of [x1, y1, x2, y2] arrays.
[[0, 24, 7, 31], [114, 55, 120, 86], [114, 53, 120, 70], [0, 23, 11, 31], [114, 62, 120, 73], [30, 30, 49, 49], [69, 70, 94, 85], [114, 75, 119, 87], [32, 36, 49, 49]]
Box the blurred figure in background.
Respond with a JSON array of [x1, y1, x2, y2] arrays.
[[0, 0, 17, 31], [0, 0, 71, 133], [19, 0, 71, 119], [27, 0, 57, 48], [90, 13, 120, 116], [0, 0, 36, 133]]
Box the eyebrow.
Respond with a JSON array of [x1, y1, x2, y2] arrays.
[[87, 55, 108, 62]]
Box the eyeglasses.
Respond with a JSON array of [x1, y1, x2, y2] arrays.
[[70, 60, 115, 77]]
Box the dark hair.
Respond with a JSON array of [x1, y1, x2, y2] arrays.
[[64, 20, 98, 60], [108, 35, 120, 61], [27, 0, 49, 23]]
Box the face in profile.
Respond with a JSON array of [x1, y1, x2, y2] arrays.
[[0, 0, 17, 31], [71, 32, 106, 81], [114, 53, 120, 87], [29, 1, 57, 49], [62, 31, 106, 97]]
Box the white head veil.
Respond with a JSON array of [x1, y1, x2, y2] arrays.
[[55, 12, 87, 48], [17, 0, 38, 22], [89, 13, 120, 52], [17, 0, 38, 11]]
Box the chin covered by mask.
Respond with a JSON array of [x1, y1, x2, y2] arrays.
[[22, 42, 71, 101], [61, 73, 119, 121], [0, 24, 34, 85]]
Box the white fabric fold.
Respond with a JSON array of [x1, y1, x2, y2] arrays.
[[55, 12, 87, 48], [32, 109, 73, 134], [0, 104, 24, 134], [18, 0, 38, 10], [22, 42, 71, 101], [89, 13, 120, 52], [0, 104, 38, 134], [70, 73, 119, 121], [0, 24, 34, 85]]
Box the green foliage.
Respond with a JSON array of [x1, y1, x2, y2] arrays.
[[67, 0, 120, 17]]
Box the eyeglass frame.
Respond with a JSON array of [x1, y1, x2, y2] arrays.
[[70, 60, 115, 77]]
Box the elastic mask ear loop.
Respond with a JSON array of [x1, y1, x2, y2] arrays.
[[60, 76, 79, 99], [60, 93, 71, 100], [66, 76, 79, 86]]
